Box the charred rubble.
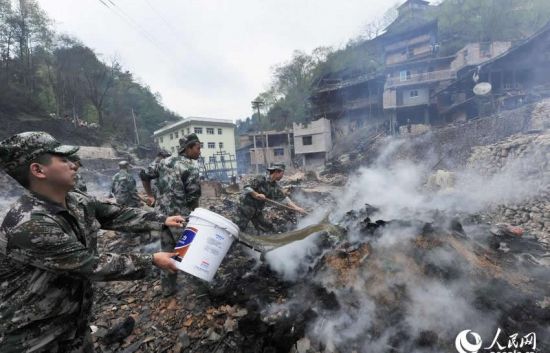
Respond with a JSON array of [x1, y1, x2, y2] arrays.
[[91, 198, 550, 353]]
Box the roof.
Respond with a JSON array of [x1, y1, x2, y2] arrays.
[[385, 54, 455, 70], [378, 17, 437, 44], [476, 21, 550, 71], [433, 21, 550, 97], [154, 116, 235, 136], [314, 73, 385, 94]]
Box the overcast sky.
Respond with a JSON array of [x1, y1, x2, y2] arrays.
[[38, 0, 398, 121]]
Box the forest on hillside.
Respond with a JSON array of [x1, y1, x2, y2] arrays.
[[237, 0, 550, 134], [0, 0, 180, 144]]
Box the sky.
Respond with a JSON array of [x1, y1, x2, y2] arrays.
[[38, 0, 398, 121]]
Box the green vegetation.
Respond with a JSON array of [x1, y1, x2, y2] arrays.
[[0, 0, 179, 144]]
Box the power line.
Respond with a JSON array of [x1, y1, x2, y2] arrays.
[[143, 0, 181, 40], [95, 0, 171, 57]]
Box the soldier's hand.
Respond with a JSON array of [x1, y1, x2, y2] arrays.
[[165, 215, 186, 228], [254, 193, 267, 201], [153, 252, 179, 273], [146, 196, 155, 206]]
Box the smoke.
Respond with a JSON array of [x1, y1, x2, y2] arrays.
[[258, 133, 548, 352]]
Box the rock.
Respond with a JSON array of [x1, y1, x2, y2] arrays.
[[233, 308, 248, 317], [296, 337, 311, 353], [223, 318, 237, 332]]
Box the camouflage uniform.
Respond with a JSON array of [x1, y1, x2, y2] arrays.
[[140, 135, 201, 294], [68, 155, 87, 193], [111, 168, 141, 207], [73, 172, 88, 193], [0, 132, 167, 353], [234, 174, 287, 233]]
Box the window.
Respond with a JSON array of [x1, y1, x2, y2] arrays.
[[206, 128, 214, 135], [218, 128, 223, 135], [169, 133, 173, 140], [171, 146, 175, 152], [218, 142, 224, 149], [220, 156, 225, 162], [274, 148, 285, 156], [480, 42, 491, 57], [200, 142, 204, 148], [187, 128, 190, 134], [208, 142, 215, 149], [209, 156, 216, 163], [302, 136, 313, 146], [194, 127, 203, 134], [174, 131, 179, 138], [409, 90, 419, 98], [400, 70, 411, 82], [198, 157, 204, 164]]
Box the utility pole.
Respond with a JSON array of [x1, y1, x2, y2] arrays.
[[251, 99, 268, 172], [131, 108, 140, 145]]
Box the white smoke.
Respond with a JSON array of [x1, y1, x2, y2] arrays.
[[259, 133, 548, 351]]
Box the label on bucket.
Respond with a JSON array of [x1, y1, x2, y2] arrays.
[[173, 227, 197, 262]]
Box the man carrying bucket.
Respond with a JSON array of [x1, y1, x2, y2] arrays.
[[234, 163, 306, 234], [140, 133, 202, 297], [0, 131, 185, 353]]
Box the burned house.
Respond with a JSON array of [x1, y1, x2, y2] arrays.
[[309, 70, 385, 141], [435, 23, 550, 122], [378, 0, 456, 133]]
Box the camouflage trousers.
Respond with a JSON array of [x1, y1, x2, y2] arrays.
[[160, 226, 180, 295], [233, 204, 275, 234]]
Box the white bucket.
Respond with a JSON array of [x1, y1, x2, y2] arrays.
[[172, 208, 240, 282]]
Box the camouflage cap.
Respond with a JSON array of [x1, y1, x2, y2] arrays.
[[267, 163, 286, 171], [0, 131, 79, 174], [178, 133, 201, 154]]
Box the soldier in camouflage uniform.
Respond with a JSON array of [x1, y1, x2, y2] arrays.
[[234, 163, 305, 234], [68, 154, 87, 193], [111, 160, 141, 207], [140, 133, 202, 296], [0, 131, 186, 353], [141, 149, 171, 205]]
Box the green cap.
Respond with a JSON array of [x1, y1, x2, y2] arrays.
[[0, 131, 79, 175], [178, 133, 201, 154], [267, 163, 286, 171]]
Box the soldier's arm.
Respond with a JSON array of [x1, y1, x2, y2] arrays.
[[93, 198, 167, 233], [139, 164, 159, 199], [6, 218, 154, 281], [180, 169, 201, 207], [243, 177, 266, 200]]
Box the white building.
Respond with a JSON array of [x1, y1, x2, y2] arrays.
[[153, 117, 237, 180], [293, 118, 332, 168]]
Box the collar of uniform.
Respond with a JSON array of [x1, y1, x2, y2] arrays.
[[28, 191, 68, 215]]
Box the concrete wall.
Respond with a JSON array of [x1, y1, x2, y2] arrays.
[[293, 118, 332, 155], [401, 87, 430, 106], [78, 146, 118, 159]]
